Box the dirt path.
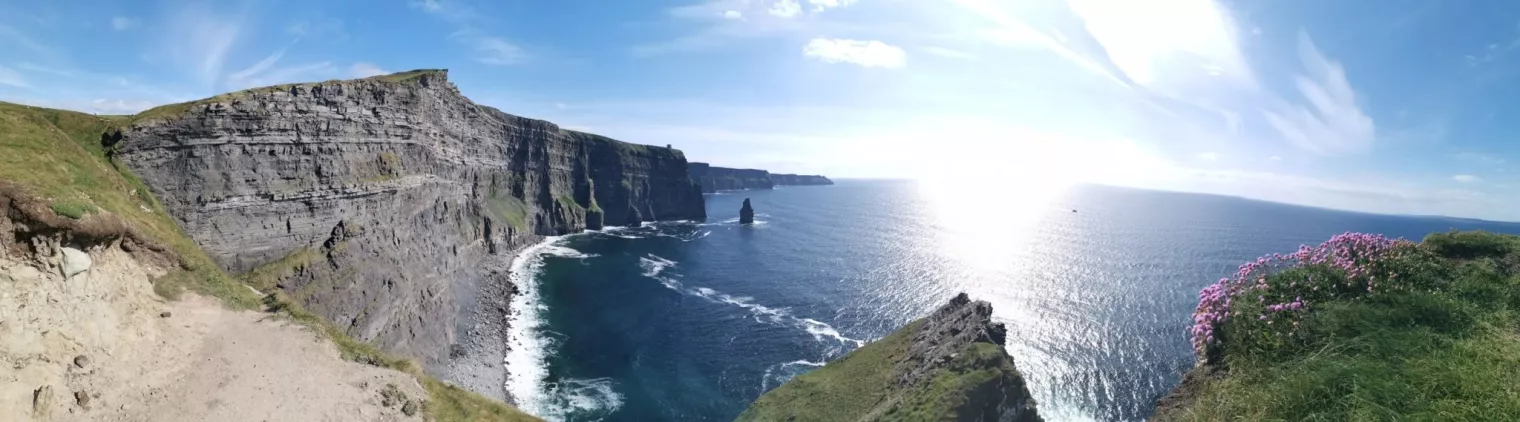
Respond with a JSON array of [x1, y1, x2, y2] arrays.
[[2, 245, 427, 421]]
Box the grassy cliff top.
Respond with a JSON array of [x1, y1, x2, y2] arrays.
[[1160, 230, 1520, 420], [0, 98, 537, 422]]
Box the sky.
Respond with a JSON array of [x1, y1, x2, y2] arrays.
[[5, 0, 1520, 220]]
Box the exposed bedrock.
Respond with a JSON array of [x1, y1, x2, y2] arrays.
[[116, 70, 706, 369]]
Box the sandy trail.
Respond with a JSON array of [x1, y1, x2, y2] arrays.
[[1, 244, 427, 421]]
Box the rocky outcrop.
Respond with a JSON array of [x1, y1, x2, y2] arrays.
[[740, 198, 754, 225], [115, 70, 707, 369], [688, 163, 774, 193], [771, 173, 833, 186], [739, 293, 1043, 422]]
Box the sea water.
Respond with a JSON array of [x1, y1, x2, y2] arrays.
[[501, 181, 1520, 421]]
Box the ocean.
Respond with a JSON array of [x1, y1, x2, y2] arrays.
[[500, 180, 1520, 422]]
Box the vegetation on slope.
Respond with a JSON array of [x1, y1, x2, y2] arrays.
[[740, 321, 923, 421], [1161, 230, 1520, 421], [0, 100, 538, 422]]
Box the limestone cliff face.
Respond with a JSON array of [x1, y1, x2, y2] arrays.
[[688, 162, 774, 193], [115, 70, 706, 367], [738, 293, 1043, 422], [771, 173, 833, 186]]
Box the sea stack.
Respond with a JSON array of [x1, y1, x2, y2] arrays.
[[740, 198, 755, 225]]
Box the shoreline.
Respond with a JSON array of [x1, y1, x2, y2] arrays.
[[439, 235, 544, 407]]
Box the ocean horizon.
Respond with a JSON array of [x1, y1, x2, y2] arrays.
[[497, 180, 1520, 421]]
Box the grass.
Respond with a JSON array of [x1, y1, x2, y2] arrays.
[[49, 200, 96, 219], [737, 320, 921, 421], [485, 192, 530, 231], [1168, 231, 1520, 421], [0, 101, 262, 309], [1, 100, 539, 421]]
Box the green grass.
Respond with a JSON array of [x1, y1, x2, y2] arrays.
[[485, 192, 530, 231], [1168, 232, 1520, 421], [738, 320, 920, 421], [49, 200, 96, 219], [0, 101, 262, 309]]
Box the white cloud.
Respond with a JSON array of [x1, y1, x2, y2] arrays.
[[723, 10, 743, 20], [922, 46, 977, 60], [1262, 31, 1375, 155], [806, 0, 858, 10], [0, 66, 30, 88], [411, 0, 442, 12], [111, 17, 135, 31], [803, 38, 906, 68], [229, 49, 287, 81], [162, 6, 243, 87], [1196, 152, 1219, 161], [350, 63, 388, 78], [1269, 155, 1282, 161], [1454, 174, 1482, 183], [470, 35, 527, 65], [769, 0, 802, 18]]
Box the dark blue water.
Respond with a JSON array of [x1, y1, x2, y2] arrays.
[[503, 181, 1520, 422]]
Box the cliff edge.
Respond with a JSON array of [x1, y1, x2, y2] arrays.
[[738, 293, 1042, 422], [1152, 231, 1520, 420], [114, 69, 706, 374]]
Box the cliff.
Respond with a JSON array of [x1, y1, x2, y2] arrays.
[[114, 69, 706, 370], [771, 173, 833, 186], [1153, 231, 1520, 421], [738, 293, 1043, 422], [688, 162, 774, 193], [0, 101, 534, 421]]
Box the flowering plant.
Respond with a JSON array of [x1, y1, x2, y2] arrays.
[[1190, 232, 1427, 360]]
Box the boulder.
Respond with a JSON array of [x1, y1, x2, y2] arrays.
[[60, 247, 91, 279]]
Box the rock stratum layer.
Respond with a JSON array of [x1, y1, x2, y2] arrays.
[[738, 293, 1043, 422], [688, 163, 773, 193], [770, 173, 833, 186], [115, 70, 706, 370]]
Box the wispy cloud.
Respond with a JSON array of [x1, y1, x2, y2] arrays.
[[413, 0, 527, 65], [922, 46, 977, 60], [0, 24, 53, 57], [228, 49, 287, 82], [0, 65, 31, 88], [1262, 31, 1375, 155], [462, 33, 527, 65], [769, 0, 802, 18], [160, 6, 244, 87], [350, 62, 388, 78], [1454, 174, 1482, 183], [1196, 152, 1220, 161], [803, 38, 906, 68], [111, 17, 135, 31]]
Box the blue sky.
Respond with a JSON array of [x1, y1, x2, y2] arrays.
[[5, 0, 1520, 220]]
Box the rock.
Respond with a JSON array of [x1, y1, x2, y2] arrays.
[[770, 173, 834, 186], [117, 70, 709, 366], [33, 385, 52, 417], [402, 399, 420, 416], [740, 198, 755, 225], [73, 355, 90, 368], [740, 293, 1043, 422], [688, 163, 775, 193], [60, 247, 91, 279], [159, 311, 172, 318], [74, 390, 90, 407], [687, 163, 832, 193]]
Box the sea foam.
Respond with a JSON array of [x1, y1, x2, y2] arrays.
[[504, 237, 623, 421]]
